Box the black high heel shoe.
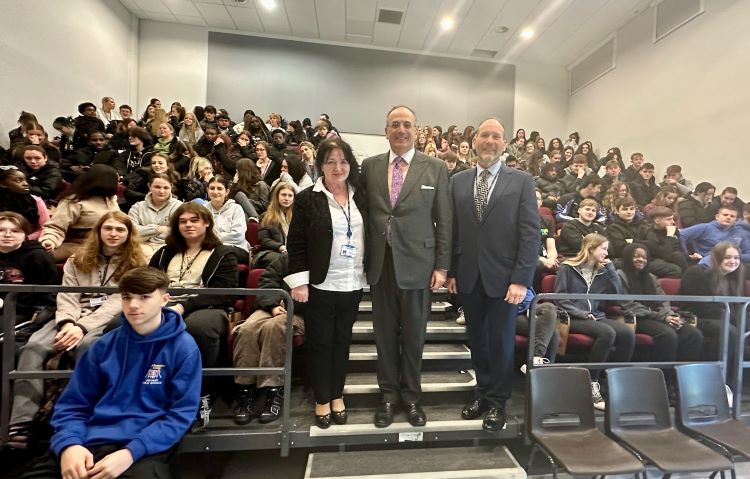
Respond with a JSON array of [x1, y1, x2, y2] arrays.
[[332, 409, 347, 425], [315, 412, 332, 429]]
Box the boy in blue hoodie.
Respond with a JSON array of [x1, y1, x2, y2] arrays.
[[22, 267, 201, 479]]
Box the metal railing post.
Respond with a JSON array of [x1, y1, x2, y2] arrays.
[[1, 293, 18, 443]]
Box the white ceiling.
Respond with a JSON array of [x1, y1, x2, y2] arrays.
[[118, 0, 654, 66]]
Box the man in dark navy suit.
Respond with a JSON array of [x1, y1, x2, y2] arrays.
[[447, 118, 539, 431]]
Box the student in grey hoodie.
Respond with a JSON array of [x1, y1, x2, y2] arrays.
[[128, 173, 183, 259], [205, 175, 250, 264]]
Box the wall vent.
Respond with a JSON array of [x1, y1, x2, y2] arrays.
[[569, 36, 616, 95], [377, 9, 403, 25], [653, 0, 703, 43], [471, 48, 498, 58]]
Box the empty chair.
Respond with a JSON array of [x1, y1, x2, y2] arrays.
[[527, 367, 644, 478], [676, 363, 750, 471], [605, 367, 732, 479]]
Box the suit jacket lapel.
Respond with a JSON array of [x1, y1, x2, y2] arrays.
[[481, 168, 513, 222], [394, 154, 427, 208], [374, 154, 391, 208]]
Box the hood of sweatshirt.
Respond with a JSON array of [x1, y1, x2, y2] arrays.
[[120, 306, 186, 344]]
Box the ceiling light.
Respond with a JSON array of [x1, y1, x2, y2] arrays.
[[439, 17, 455, 30], [520, 28, 534, 40], [259, 0, 276, 11]]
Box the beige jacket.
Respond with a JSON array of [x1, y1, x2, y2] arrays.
[[40, 196, 120, 248], [55, 254, 123, 333]]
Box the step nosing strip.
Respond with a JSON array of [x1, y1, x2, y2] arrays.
[[308, 419, 489, 437]]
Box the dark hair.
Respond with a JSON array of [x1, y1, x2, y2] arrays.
[[22, 145, 47, 158], [166, 202, 223, 251], [315, 138, 361, 189], [0, 169, 39, 230], [281, 155, 306, 184], [150, 98, 160, 106], [302, 117, 312, 127], [17, 111, 37, 125], [665, 165, 682, 175], [204, 105, 217, 114], [62, 164, 119, 201], [649, 206, 675, 219], [148, 172, 175, 188], [540, 162, 556, 175], [721, 187, 738, 196], [193, 105, 205, 122], [120, 104, 132, 113], [708, 242, 745, 296], [234, 158, 261, 195], [694, 182, 715, 194], [119, 266, 170, 294], [53, 116, 74, 130], [580, 174, 601, 189], [216, 113, 229, 121], [615, 196, 637, 210], [620, 243, 656, 296], [128, 126, 153, 148], [207, 174, 231, 190], [0, 210, 33, 235], [444, 151, 458, 163], [77, 102, 97, 114], [640, 162, 655, 171], [572, 154, 588, 165]]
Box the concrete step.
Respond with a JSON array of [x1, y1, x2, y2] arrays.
[[348, 343, 472, 372], [358, 300, 453, 313], [352, 320, 466, 341], [343, 370, 475, 396], [305, 445, 525, 479]]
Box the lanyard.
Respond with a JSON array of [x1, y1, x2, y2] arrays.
[[98, 256, 117, 287], [333, 187, 353, 243], [179, 250, 203, 283]]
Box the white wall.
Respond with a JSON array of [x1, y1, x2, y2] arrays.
[[513, 63, 569, 142], [567, 0, 750, 197], [137, 20, 208, 116], [0, 0, 137, 147]]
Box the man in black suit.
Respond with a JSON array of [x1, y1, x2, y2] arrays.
[[447, 118, 539, 431], [361, 105, 452, 427]]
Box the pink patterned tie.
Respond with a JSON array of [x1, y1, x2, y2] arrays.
[[390, 156, 404, 208]]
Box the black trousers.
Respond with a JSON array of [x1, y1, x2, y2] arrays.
[[636, 319, 703, 361], [460, 280, 517, 408], [21, 444, 175, 478], [371, 246, 431, 404], [184, 309, 228, 394], [569, 318, 635, 381], [304, 286, 363, 404]]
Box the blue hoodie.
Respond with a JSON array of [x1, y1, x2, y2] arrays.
[[50, 308, 201, 461], [679, 220, 750, 266]]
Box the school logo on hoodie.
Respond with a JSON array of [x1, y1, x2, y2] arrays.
[[143, 364, 165, 385]]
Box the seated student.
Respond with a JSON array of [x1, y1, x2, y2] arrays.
[[554, 233, 634, 410], [15, 145, 63, 205], [535, 162, 565, 208], [678, 181, 716, 228], [709, 186, 745, 218], [444, 151, 469, 178], [617, 243, 702, 362], [253, 182, 294, 269], [556, 174, 604, 224], [0, 212, 57, 326], [678, 242, 746, 391], [680, 206, 750, 265], [599, 158, 623, 193], [270, 156, 314, 193], [152, 122, 179, 156], [116, 126, 154, 178], [205, 175, 250, 264], [643, 186, 681, 227], [515, 295, 559, 372], [64, 131, 119, 182], [177, 157, 212, 202], [39, 164, 120, 262], [128, 174, 183, 259], [123, 152, 180, 210], [558, 198, 606, 257], [623, 152, 644, 183], [534, 189, 559, 289], [232, 254, 305, 425], [628, 162, 660, 208], [659, 164, 693, 197], [20, 267, 201, 479], [149, 202, 239, 430], [8, 211, 146, 448], [230, 158, 270, 220], [642, 206, 689, 277], [0, 166, 49, 240], [604, 196, 649, 262], [10, 123, 63, 165]]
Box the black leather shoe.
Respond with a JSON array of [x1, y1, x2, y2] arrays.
[[406, 402, 426, 427], [258, 388, 283, 424], [461, 399, 488, 420], [315, 413, 332, 429], [374, 402, 396, 428], [482, 407, 506, 432], [232, 388, 254, 425], [332, 409, 348, 425]]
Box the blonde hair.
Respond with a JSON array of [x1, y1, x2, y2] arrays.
[[261, 182, 295, 229], [188, 156, 212, 178], [564, 233, 608, 268]]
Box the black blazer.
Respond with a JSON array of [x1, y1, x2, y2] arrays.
[[287, 183, 367, 285]]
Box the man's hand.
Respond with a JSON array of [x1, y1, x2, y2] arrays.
[[505, 283, 527, 305], [53, 323, 84, 352], [446, 277, 458, 294], [430, 269, 447, 291], [291, 285, 308, 303], [88, 449, 134, 479], [60, 445, 94, 479], [666, 314, 684, 329]]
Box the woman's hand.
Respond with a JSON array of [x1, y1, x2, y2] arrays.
[[279, 245, 287, 254], [53, 323, 84, 352], [291, 285, 309, 303], [237, 138, 248, 147]]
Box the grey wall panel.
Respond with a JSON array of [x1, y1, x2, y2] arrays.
[[207, 32, 516, 135]]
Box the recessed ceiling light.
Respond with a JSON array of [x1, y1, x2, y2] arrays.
[[439, 17, 455, 30], [493, 25, 509, 34], [259, 0, 276, 11], [520, 28, 534, 40]]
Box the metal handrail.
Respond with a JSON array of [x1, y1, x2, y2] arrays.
[[0, 284, 296, 456], [527, 292, 750, 420]]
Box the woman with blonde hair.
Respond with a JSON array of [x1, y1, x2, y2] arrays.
[[253, 182, 295, 268], [177, 156, 212, 201], [8, 211, 146, 447], [178, 111, 204, 147], [554, 233, 634, 410]]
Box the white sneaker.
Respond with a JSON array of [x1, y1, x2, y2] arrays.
[[520, 356, 550, 374], [455, 307, 465, 325], [591, 381, 606, 411], [726, 385, 733, 408]]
